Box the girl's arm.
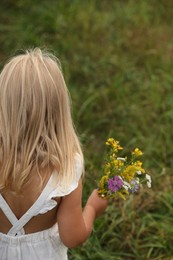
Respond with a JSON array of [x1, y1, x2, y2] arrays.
[[56, 180, 108, 248]]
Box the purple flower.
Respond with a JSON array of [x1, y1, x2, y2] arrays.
[[108, 176, 123, 192], [129, 179, 139, 193]]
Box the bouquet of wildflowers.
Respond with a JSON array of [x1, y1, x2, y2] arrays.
[[98, 138, 151, 200]]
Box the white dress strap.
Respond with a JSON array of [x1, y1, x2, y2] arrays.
[[0, 175, 54, 236], [0, 194, 25, 235]]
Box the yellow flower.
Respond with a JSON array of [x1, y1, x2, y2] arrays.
[[113, 159, 124, 169], [110, 153, 116, 159], [121, 165, 136, 182], [132, 148, 143, 157], [134, 160, 145, 173], [106, 138, 123, 151], [104, 163, 111, 176], [99, 175, 108, 189]]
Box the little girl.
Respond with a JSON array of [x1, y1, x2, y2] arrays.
[[0, 48, 108, 259]]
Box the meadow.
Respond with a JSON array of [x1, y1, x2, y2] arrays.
[[0, 0, 173, 259]]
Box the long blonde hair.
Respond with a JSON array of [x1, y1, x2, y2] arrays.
[[0, 48, 83, 193]]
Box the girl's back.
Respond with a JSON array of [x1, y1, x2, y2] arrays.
[[0, 167, 59, 234]]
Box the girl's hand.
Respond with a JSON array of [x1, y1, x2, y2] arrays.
[[86, 189, 108, 218]]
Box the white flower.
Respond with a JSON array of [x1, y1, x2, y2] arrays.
[[118, 176, 130, 190], [146, 174, 151, 182], [135, 177, 140, 184], [146, 174, 152, 188], [118, 175, 123, 181], [147, 182, 151, 188], [123, 181, 131, 190], [137, 170, 142, 175], [117, 157, 126, 161]]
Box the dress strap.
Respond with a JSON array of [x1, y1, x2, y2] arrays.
[[0, 175, 54, 236], [0, 195, 25, 235]]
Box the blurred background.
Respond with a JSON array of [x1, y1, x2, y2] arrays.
[[1, 0, 173, 259]]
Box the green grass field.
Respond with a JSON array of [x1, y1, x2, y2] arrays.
[[1, 0, 173, 259]]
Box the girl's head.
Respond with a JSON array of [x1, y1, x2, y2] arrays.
[[0, 48, 83, 192]]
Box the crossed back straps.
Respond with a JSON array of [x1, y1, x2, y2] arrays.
[[0, 175, 54, 236]]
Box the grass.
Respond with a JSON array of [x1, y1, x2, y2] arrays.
[[1, 0, 173, 259]]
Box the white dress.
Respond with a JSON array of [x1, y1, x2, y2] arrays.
[[0, 155, 83, 260]]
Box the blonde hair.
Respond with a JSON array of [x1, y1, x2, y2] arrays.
[[0, 48, 83, 193]]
